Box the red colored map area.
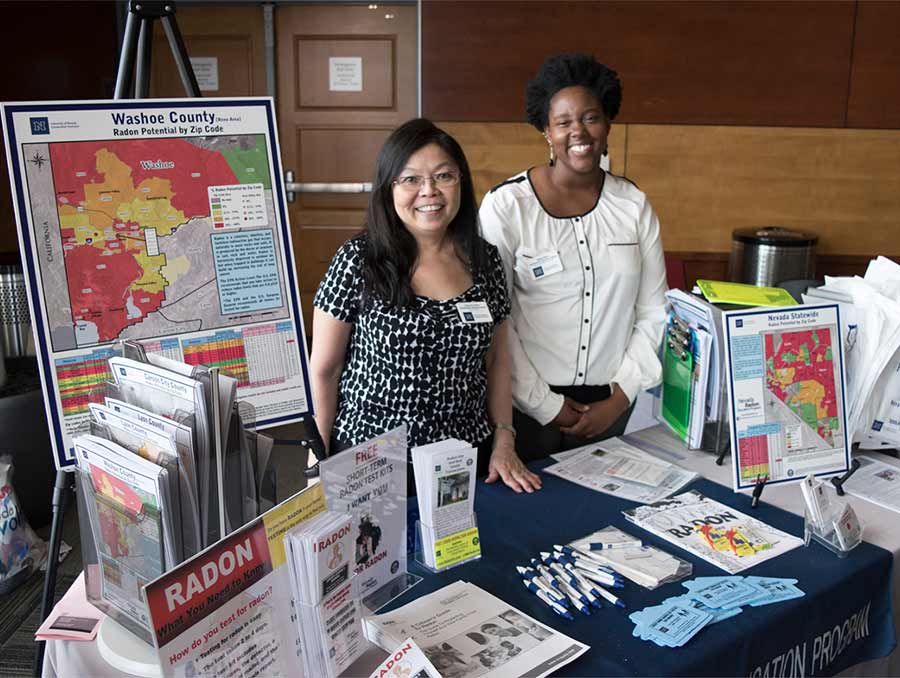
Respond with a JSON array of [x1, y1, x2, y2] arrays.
[[50, 138, 237, 216], [66, 244, 165, 341], [765, 329, 839, 444]]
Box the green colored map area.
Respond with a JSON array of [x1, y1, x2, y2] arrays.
[[221, 136, 271, 188]]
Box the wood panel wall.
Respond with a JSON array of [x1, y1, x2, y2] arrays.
[[423, 0, 893, 130], [441, 121, 900, 285]]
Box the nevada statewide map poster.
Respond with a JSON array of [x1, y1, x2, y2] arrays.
[[724, 304, 850, 491], [2, 99, 312, 468]]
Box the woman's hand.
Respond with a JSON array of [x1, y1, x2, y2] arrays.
[[559, 384, 630, 439], [551, 396, 590, 427], [486, 434, 542, 493]]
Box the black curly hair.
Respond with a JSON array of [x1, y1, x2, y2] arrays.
[[525, 53, 622, 131]]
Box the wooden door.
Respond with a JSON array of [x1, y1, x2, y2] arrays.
[[275, 3, 418, 335], [149, 4, 268, 98]]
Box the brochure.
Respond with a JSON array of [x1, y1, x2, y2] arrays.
[[320, 426, 408, 599], [365, 581, 589, 678], [724, 304, 851, 491], [411, 439, 479, 568], [624, 490, 804, 574], [368, 637, 441, 678], [74, 434, 172, 634], [545, 438, 697, 504], [284, 511, 354, 605], [144, 483, 327, 677]]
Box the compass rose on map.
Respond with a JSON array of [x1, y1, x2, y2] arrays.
[[28, 151, 48, 170]]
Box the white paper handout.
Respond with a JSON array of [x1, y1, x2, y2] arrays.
[[544, 438, 698, 504], [623, 490, 804, 574], [364, 581, 589, 678], [842, 454, 900, 514], [724, 304, 851, 491]]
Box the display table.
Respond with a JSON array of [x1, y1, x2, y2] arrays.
[[44, 431, 900, 677]]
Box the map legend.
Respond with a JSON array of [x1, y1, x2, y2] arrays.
[[207, 183, 268, 230]]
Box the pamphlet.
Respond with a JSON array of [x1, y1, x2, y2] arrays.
[[365, 581, 589, 678], [74, 435, 171, 635], [368, 637, 441, 678], [145, 483, 327, 677], [545, 438, 697, 504], [724, 304, 851, 491], [412, 440, 479, 568], [320, 426, 408, 599], [624, 490, 804, 574]]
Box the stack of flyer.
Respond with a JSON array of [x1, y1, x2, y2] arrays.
[[411, 439, 478, 569], [284, 510, 366, 677], [364, 581, 589, 678]]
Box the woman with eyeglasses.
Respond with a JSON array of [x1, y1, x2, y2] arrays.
[[480, 53, 668, 460], [309, 118, 540, 494]]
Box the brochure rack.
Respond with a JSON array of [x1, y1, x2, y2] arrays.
[[413, 514, 482, 573], [804, 503, 864, 557], [75, 350, 277, 645]]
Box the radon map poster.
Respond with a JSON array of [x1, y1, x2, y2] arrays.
[[2, 99, 312, 468]]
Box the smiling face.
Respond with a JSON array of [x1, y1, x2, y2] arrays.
[[391, 143, 461, 240], [544, 85, 609, 176]]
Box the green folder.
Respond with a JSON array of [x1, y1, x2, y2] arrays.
[[697, 279, 797, 307], [661, 342, 693, 442]]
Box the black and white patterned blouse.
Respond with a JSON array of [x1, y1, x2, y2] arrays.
[[314, 234, 511, 450]]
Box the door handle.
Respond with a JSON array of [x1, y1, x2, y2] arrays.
[[283, 170, 372, 203]]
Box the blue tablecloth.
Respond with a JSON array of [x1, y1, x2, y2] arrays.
[[391, 460, 896, 677]]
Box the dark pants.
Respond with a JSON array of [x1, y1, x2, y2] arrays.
[[330, 434, 494, 497], [513, 384, 635, 463]]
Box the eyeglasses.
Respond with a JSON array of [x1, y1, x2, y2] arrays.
[[392, 171, 461, 190]]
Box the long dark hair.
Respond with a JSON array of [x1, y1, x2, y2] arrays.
[[362, 118, 484, 309]]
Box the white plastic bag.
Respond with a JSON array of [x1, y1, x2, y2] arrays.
[[0, 455, 48, 593]]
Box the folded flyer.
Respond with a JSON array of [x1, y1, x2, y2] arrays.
[[545, 438, 697, 504]]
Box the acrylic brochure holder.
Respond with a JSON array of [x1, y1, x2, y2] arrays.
[[804, 499, 863, 557], [413, 513, 482, 573], [318, 425, 421, 614]]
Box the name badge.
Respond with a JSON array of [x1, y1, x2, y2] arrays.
[[529, 251, 564, 280], [456, 301, 493, 324]]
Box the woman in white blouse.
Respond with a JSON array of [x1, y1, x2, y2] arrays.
[[480, 53, 668, 459]]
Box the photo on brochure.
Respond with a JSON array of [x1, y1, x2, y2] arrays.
[[421, 610, 553, 678], [437, 470, 471, 507]]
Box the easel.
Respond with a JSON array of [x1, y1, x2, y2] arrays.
[[33, 3, 198, 675]]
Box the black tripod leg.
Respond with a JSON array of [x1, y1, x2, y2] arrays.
[[114, 9, 141, 98], [135, 15, 154, 98], [33, 469, 74, 678], [161, 15, 201, 97]]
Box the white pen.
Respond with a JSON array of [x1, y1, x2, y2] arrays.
[[527, 583, 575, 621], [556, 543, 606, 565], [594, 584, 626, 609], [516, 566, 568, 605], [568, 566, 603, 597], [558, 578, 589, 606], [572, 564, 624, 589], [589, 539, 643, 550], [548, 562, 580, 587]]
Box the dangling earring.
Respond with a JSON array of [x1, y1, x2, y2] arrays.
[[545, 134, 555, 167]]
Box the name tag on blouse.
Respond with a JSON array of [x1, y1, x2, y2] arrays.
[[529, 251, 564, 280], [455, 301, 493, 324]]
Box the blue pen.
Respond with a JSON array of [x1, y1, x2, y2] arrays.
[[539, 551, 560, 566], [567, 567, 604, 603], [552, 550, 577, 566], [569, 555, 623, 580], [570, 563, 624, 588], [555, 543, 605, 565], [531, 560, 563, 590], [573, 578, 602, 608], [522, 580, 574, 620]]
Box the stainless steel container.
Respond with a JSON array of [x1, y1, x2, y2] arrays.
[[728, 227, 818, 286], [0, 265, 33, 358]]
